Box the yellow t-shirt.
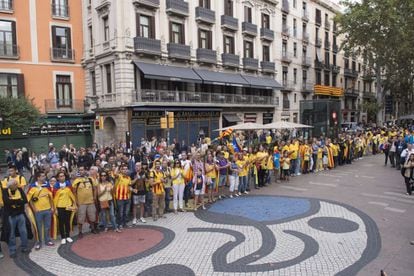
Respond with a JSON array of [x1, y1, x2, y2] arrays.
[[223, 151, 230, 160], [256, 151, 268, 167], [304, 145, 311, 161], [54, 186, 76, 208], [289, 142, 299, 159], [266, 135, 272, 144], [1, 175, 27, 189], [266, 156, 274, 170], [27, 184, 53, 211], [72, 177, 96, 205], [205, 162, 217, 178], [114, 175, 132, 200], [282, 145, 290, 155], [331, 144, 339, 156], [282, 157, 291, 170], [236, 159, 247, 176], [150, 170, 165, 195], [171, 168, 185, 185], [317, 148, 323, 159]]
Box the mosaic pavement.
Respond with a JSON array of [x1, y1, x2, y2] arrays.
[[14, 195, 381, 276]]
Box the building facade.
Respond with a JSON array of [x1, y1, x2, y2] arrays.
[[83, 0, 376, 146], [0, 0, 86, 119]]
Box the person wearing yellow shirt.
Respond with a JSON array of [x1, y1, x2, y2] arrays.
[[114, 164, 132, 229], [281, 151, 291, 181], [289, 139, 299, 176], [302, 142, 312, 174], [331, 139, 340, 168], [247, 147, 256, 191], [265, 132, 272, 145], [27, 170, 55, 250], [236, 151, 248, 194], [54, 171, 76, 244], [205, 153, 217, 203], [149, 160, 166, 221], [1, 165, 27, 207], [317, 143, 324, 172], [256, 144, 269, 187], [265, 149, 274, 185], [72, 165, 98, 238], [171, 160, 185, 212]]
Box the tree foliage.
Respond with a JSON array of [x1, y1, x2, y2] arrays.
[[336, 0, 414, 119], [0, 97, 41, 132]]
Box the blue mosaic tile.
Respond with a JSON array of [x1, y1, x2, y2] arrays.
[[208, 196, 311, 222]]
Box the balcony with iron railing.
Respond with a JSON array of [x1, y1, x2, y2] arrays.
[[302, 10, 309, 21], [281, 80, 294, 91], [344, 68, 359, 78], [44, 99, 85, 114], [344, 88, 359, 97], [243, 57, 259, 70], [331, 65, 341, 73], [315, 38, 322, 47], [282, 0, 289, 13], [283, 100, 290, 110], [281, 51, 292, 63], [166, 0, 188, 16], [195, 6, 215, 24], [314, 59, 324, 70], [242, 22, 258, 36], [302, 56, 311, 67], [134, 37, 161, 55], [362, 70, 375, 81], [260, 61, 275, 73], [282, 25, 290, 36], [302, 32, 309, 42], [301, 82, 314, 93], [363, 90, 375, 98], [196, 48, 216, 63], [221, 15, 238, 31], [167, 43, 191, 60], [0, 0, 13, 12], [132, 0, 160, 9], [0, 43, 19, 59], [221, 53, 239, 67], [52, 3, 69, 18], [135, 89, 275, 106], [260, 27, 274, 41], [50, 48, 75, 62]]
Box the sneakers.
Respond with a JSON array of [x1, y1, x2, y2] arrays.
[[61, 239, 67, 245], [66, 237, 73, 243], [115, 228, 122, 233], [104, 228, 108, 232], [202, 206, 206, 210], [132, 218, 137, 225], [218, 195, 222, 200], [229, 195, 233, 198], [0, 251, 4, 259], [46, 241, 55, 246], [244, 191, 249, 194], [235, 193, 240, 197], [35, 244, 41, 250], [119, 225, 123, 230], [140, 217, 147, 223]]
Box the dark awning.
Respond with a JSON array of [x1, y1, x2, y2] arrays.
[[223, 113, 242, 123], [134, 62, 202, 83], [194, 69, 249, 87], [241, 75, 282, 89]]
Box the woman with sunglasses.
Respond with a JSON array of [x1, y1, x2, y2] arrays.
[[97, 172, 121, 232], [53, 172, 76, 245]]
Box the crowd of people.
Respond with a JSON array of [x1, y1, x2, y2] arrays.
[[1, 125, 414, 260]]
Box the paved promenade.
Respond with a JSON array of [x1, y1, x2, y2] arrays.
[[1, 154, 413, 275]]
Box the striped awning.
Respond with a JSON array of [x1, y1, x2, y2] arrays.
[[314, 85, 344, 97]]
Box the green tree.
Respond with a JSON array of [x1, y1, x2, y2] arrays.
[[335, 0, 414, 123], [0, 97, 41, 132], [360, 100, 381, 123]]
